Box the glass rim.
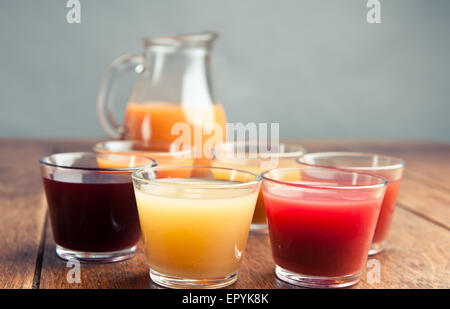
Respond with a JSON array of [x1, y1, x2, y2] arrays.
[[143, 32, 218, 48], [261, 167, 388, 191], [214, 141, 307, 159], [39, 152, 157, 172], [132, 165, 262, 189], [93, 140, 194, 156], [297, 152, 405, 171]]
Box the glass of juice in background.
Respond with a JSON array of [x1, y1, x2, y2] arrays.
[[132, 166, 261, 288], [297, 152, 405, 255], [39, 152, 156, 262], [94, 140, 194, 177], [212, 141, 306, 232], [262, 166, 387, 288]]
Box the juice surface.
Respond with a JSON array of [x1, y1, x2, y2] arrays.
[[43, 174, 140, 252], [263, 187, 382, 277], [134, 179, 258, 279]]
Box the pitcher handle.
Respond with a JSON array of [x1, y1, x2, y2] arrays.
[[97, 54, 144, 139]]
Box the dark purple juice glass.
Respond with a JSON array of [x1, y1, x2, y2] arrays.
[[39, 152, 156, 262]]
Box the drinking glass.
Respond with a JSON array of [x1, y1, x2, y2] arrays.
[[212, 141, 306, 232], [132, 166, 261, 288], [262, 166, 387, 288], [297, 152, 405, 255], [39, 152, 156, 262], [94, 140, 193, 173]]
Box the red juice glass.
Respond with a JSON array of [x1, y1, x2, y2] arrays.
[[262, 166, 386, 288], [297, 152, 405, 255], [39, 152, 156, 262]]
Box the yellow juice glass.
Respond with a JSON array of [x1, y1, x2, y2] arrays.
[[212, 141, 306, 232], [132, 166, 261, 289]]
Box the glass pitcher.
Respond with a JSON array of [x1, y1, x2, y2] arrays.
[[97, 32, 227, 155]]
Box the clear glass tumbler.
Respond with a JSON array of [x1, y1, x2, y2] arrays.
[[132, 166, 261, 288], [94, 140, 194, 167], [212, 141, 306, 232], [262, 166, 387, 288], [39, 152, 156, 262], [297, 152, 405, 255]]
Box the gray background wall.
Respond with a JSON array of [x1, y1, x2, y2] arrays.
[[0, 0, 449, 141]]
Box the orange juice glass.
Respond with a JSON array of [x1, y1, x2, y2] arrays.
[[132, 166, 261, 289], [94, 140, 194, 177]]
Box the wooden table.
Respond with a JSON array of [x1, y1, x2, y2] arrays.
[[0, 138, 449, 289]]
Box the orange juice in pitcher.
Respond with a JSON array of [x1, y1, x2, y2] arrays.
[[97, 33, 226, 160]]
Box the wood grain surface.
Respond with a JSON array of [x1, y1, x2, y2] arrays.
[[0, 138, 449, 289]]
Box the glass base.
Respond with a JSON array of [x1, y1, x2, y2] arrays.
[[275, 265, 361, 288], [369, 241, 385, 255], [149, 268, 237, 289], [250, 223, 268, 234], [56, 244, 136, 263]]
